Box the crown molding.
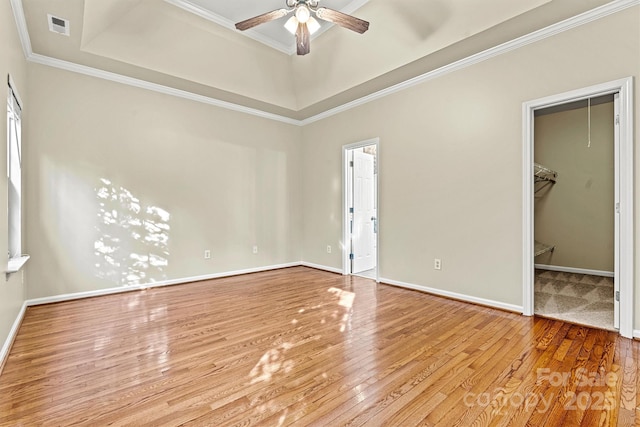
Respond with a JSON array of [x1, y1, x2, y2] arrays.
[[9, 0, 31, 58], [164, 0, 295, 55], [10, 0, 639, 126], [26, 53, 302, 125], [301, 0, 640, 125]]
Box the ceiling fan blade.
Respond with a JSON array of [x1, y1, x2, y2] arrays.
[[296, 22, 310, 55], [235, 8, 289, 31], [315, 8, 369, 34]]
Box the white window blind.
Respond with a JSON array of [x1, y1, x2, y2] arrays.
[[7, 77, 22, 259]]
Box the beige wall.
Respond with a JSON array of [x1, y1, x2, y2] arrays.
[[534, 101, 614, 272], [301, 7, 639, 315], [3, 4, 639, 345], [291, 0, 552, 109], [25, 64, 302, 299], [0, 1, 28, 354]]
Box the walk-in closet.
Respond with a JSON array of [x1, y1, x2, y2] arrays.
[[533, 94, 615, 331]]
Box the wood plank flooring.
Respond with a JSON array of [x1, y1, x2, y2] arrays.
[[1, 266, 639, 426]]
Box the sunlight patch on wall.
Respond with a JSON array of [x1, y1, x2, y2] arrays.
[[94, 178, 171, 286]]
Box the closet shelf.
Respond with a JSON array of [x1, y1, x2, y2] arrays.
[[534, 163, 556, 258], [534, 240, 555, 257], [534, 163, 558, 184]]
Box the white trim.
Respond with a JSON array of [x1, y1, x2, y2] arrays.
[[9, 0, 300, 126], [7, 255, 30, 274], [619, 78, 634, 338], [25, 262, 300, 306], [10, 0, 639, 125], [380, 277, 523, 313], [164, 0, 294, 55], [301, 0, 640, 125], [614, 92, 621, 329], [342, 138, 380, 282], [2, 264, 532, 372], [634, 330, 640, 339], [8, 0, 31, 59], [1, 262, 299, 370], [534, 264, 614, 278], [0, 302, 27, 374], [164, 0, 370, 56], [300, 262, 343, 274], [522, 77, 634, 339], [522, 97, 535, 318], [27, 54, 301, 126]]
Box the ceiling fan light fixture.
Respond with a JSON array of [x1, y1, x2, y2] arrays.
[[307, 16, 321, 34], [236, 0, 370, 55], [295, 5, 311, 23], [284, 15, 298, 34], [286, 14, 319, 35]]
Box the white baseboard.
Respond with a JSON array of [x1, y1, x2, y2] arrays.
[[2, 262, 544, 372], [0, 301, 27, 375], [380, 277, 523, 313], [1, 263, 303, 372], [534, 264, 614, 278], [633, 330, 640, 340], [25, 262, 301, 307], [300, 262, 343, 275]]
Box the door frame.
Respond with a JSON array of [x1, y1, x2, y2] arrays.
[[343, 138, 380, 281], [522, 77, 634, 338]]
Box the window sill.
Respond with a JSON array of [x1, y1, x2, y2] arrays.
[[7, 255, 30, 274]]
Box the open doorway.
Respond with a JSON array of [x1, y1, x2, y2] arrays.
[[343, 138, 379, 281], [533, 94, 616, 331], [522, 77, 634, 338]]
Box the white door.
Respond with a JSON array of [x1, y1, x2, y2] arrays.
[[352, 150, 376, 273], [614, 92, 620, 329]]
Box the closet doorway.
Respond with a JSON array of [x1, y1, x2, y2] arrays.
[[522, 78, 634, 338], [533, 94, 616, 331], [343, 138, 379, 281]]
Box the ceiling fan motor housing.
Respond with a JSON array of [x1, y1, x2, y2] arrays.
[[287, 0, 319, 8]]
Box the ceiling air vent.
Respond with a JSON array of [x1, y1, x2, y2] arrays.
[[47, 14, 70, 36]]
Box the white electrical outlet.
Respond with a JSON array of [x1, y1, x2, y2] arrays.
[[204, 250, 211, 259], [434, 258, 442, 270], [327, 245, 332, 254], [253, 246, 258, 254]]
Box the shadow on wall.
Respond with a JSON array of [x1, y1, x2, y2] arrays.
[[94, 178, 171, 286]]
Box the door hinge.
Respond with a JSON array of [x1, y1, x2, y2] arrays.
[[615, 202, 620, 214], [615, 114, 620, 125], [349, 207, 354, 213], [349, 253, 354, 260], [616, 291, 620, 302], [349, 161, 354, 167]]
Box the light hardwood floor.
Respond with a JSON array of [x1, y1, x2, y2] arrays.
[[1, 266, 639, 426]]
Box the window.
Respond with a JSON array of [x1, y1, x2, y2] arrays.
[[7, 76, 23, 265]]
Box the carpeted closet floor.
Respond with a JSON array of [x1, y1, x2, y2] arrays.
[[534, 269, 615, 331]]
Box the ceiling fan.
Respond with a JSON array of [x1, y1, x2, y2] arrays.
[[235, 0, 369, 56]]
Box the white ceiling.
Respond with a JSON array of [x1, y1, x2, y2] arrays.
[[165, 0, 370, 55], [17, 0, 619, 119]]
